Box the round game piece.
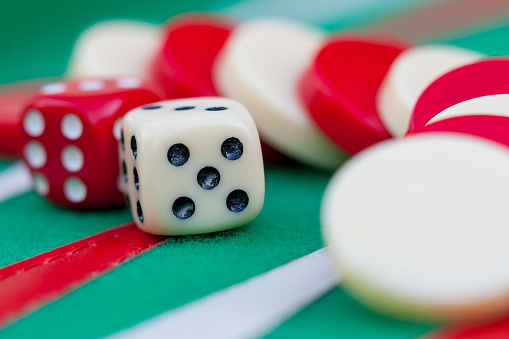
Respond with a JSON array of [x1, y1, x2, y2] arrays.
[[411, 94, 509, 148], [213, 19, 346, 170], [150, 14, 234, 99], [151, 15, 292, 166], [322, 133, 509, 323], [66, 20, 161, 78], [377, 45, 483, 137], [0, 79, 51, 158], [409, 58, 509, 133], [299, 36, 409, 155], [427, 94, 509, 125]]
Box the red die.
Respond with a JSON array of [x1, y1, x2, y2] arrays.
[[0, 79, 50, 158], [20, 78, 162, 209]]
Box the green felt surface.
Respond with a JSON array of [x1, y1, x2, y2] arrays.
[[0, 192, 132, 267], [1, 166, 330, 338], [1, 0, 509, 338], [432, 17, 509, 56], [265, 288, 433, 339], [0, 160, 13, 172], [0, 0, 441, 85], [0, 0, 236, 85]]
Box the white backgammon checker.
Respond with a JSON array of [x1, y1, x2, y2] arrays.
[[213, 18, 347, 171], [377, 45, 484, 137], [322, 133, 509, 323], [67, 20, 162, 78]]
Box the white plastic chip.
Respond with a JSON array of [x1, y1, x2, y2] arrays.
[[322, 133, 509, 322]]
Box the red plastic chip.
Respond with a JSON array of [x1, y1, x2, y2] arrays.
[[150, 15, 235, 99], [299, 37, 409, 154], [410, 58, 509, 133]]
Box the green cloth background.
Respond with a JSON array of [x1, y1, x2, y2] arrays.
[[0, 0, 508, 337]]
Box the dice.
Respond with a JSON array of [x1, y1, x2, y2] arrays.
[[0, 79, 50, 158], [121, 97, 265, 235], [20, 78, 162, 208]]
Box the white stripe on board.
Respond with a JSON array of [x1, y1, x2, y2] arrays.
[[112, 248, 340, 339], [221, 0, 434, 27], [0, 162, 32, 203]]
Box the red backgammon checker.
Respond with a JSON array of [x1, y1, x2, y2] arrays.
[[409, 58, 509, 133], [149, 15, 234, 99], [299, 37, 410, 155], [413, 114, 509, 148], [150, 15, 291, 165], [410, 94, 509, 148]]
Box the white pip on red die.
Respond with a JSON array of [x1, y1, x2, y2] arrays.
[[121, 97, 265, 235], [20, 78, 162, 208]]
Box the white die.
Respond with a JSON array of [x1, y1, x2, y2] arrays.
[[121, 97, 265, 235]]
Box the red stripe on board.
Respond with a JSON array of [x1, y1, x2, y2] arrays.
[[363, 0, 509, 42], [0, 223, 166, 328]]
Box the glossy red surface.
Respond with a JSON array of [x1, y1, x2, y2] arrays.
[[20, 78, 162, 209], [410, 115, 509, 149], [150, 15, 293, 166], [410, 58, 509, 132], [433, 316, 509, 339], [0, 223, 166, 328], [150, 15, 234, 99], [299, 37, 409, 155], [0, 79, 49, 158]]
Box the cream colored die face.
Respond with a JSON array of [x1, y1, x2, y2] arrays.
[[122, 97, 265, 236]]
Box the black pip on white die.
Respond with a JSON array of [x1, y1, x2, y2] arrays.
[[120, 97, 265, 236]]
